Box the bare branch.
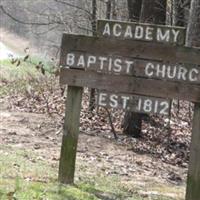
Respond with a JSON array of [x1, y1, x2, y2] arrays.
[[54, 0, 92, 17], [0, 5, 62, 26]]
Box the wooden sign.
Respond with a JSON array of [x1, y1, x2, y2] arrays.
[[60, 34, 200, 66], [64, 52, 200, 84], [97, 92, 171, 115], [61, 69, 200, 103], [97, 20, 186, 45], [58, 22, 200, 200], [60, 34, 200, 102]]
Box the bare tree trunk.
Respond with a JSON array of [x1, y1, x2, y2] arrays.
[[127, 0, 142, 21], [140, 0, 166, 24], [186, 0, 200, 47], [122, 0, 167, 138], [122, 0, 143, 138], [106, 0, 112, 19], [186, 1, 200, 199], [173, 0, 185, 26], [112, 0, 117, 19], [89, 0, 97, 111]]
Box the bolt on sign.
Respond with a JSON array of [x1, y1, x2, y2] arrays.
[[58, 20, 200, 200]]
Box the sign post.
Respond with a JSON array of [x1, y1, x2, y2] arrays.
[[186, 103, 200, 200], [58, 86, 83, 184], [58, 20, 200, 199]]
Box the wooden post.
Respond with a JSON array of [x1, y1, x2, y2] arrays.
[[186, 103, 200, 200], [58, 85, 83, 184]]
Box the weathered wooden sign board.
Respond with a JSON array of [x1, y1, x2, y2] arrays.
[[58, 20, 200, 200], [97, 19, 186, 45], [64, 52, 200, 84], [97, 92, 171, 115], [60, 35, 200, 102]]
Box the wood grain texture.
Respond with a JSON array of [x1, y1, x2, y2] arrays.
[[60, 34, 200, 66], [60, 69, 200, 102], [186, 103, 200, 200], [97, 19, 186, 45], [62, 51, 200, 85], [96, 91, 171, 115], [58, 86, 83, 184]]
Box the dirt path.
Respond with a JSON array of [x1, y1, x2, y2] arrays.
[[0, 99, 186, 198]]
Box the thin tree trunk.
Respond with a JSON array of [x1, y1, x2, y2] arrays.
[[89, 0, 97, 111], [186, 1, 200, 199], [140, 0, 166, 24], [186, 0, 200, 47], [112, 0, 117, 19], [123, 0, 167, 138], [122, 0, 143, 138], [173, 0, 185, 26], [106, 0, 112, 19], [127, 0, 142, 21]]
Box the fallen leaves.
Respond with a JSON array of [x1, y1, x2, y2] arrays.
[[2, 74, 193, 168]]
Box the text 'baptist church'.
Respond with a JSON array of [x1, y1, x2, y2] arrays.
[[65, 52, 200, 83]]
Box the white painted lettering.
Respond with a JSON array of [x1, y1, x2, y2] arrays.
[[98, 93, 107, 107], [135, 26, 144, 39], [108, 58, 112, 71], [121, 96, 130, 109], [102, 23, 111, 36], [125, 60, 134, 74], [110, 94, 118, 108], [172, 29, 180, 43], [114, 59, 122, 72], [113, 24, 122, 37], [157, 28, 170, 42], [156, 64, 166, 78], [189, 68, 199, 82], [66, 53, 75, 66], [124, 25, 133, 38], [77, 55, 85, 67], [99, 57, 107, 70], [167, 66, 177, 79], [145, 63, 154, 77], [145, 27, 154, 40], [87, 56, 96, 68], [177, 66, 187, 80]]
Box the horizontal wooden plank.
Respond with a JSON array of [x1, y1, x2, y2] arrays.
[[96, 91, 171, 115], [60, 69, 200, 103], [60, 34, 200, 68], [97, 20, 186, 45], [62, 51, 200, 85]]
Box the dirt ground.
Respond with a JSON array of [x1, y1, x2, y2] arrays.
[[0, 97, 187, 199]]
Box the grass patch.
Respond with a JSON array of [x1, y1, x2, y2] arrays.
[[0, 145, 183, 200], [0, 59, 38, 81], [0, 57, 55, 97]]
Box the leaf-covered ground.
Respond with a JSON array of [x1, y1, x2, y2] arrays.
[[1, 71, 192, 167], [0, 108, 185, 200]]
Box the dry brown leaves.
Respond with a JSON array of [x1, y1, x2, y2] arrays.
[[3, 76, 192, 168]]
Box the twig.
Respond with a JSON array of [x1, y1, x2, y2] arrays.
[[103, 107, 118, 140]]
